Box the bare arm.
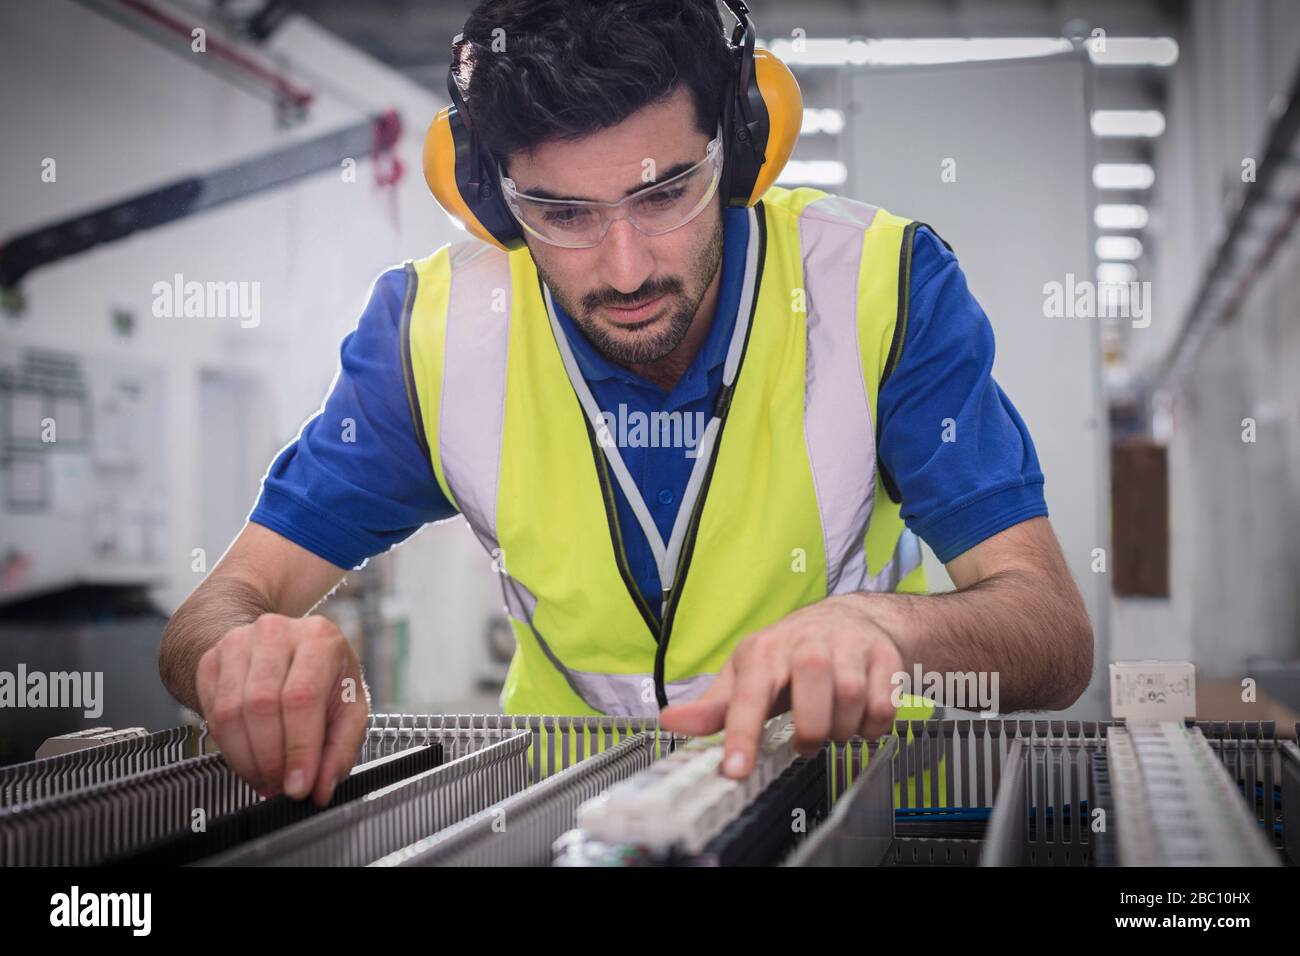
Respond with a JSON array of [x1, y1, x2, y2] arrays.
[[159, 523, 367, 806], [863, 515, 1094, 712]]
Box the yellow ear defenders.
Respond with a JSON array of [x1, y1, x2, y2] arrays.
[[717, 0, 803, 209], [422, 0, 803, 252]]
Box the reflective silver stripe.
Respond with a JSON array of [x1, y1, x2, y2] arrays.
[[541, 206, 761, 607], [865, 528, 924, 592], [798, 196, 880, 594], [568, 669, 716, 718], [500, 573, 536, 620], [499, 574, 603, 709], [439, 240, 510, 551]]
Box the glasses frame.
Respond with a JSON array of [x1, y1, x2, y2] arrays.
[[499, 127, 724, 249]]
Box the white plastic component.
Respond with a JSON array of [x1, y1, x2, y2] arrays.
[[1109, 722, 1278, 866], [576, 716, 798, 854], [1109, 660, 1195, 722], [35, 727, 147, 759]]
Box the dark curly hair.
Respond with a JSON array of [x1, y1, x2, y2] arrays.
[[454, 0, 735, 163]]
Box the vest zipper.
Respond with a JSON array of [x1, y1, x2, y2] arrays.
[[649, 210, 765, 708], [559, 205, 767, 710], [583, 416, 663, 638], [651, 378, 743, 707], [582, 387, 733, 705]]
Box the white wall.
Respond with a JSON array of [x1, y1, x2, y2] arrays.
[[0, 1, 501, 705], [1112, 0, 1300, 678]]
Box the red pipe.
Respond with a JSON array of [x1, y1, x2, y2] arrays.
[[115, 0, 314, 110]]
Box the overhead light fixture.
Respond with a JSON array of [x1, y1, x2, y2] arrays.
[[1096, 236, 1144, 260], [776, 160, 848, 186], [801, 108, 846, 135], [761, 37, 1071, 66], [1089, 37, 1179, 67], [854, 38, 1072, 64], [1094, 164, 1155, 189], [1091, 109, 1166, 137], [761, 36, 1177, 68], [1095, 204, 1150, 229], [761, 38, 871, 66], [1097, 262, 1138, 283]]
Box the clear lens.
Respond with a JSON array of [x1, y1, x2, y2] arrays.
[[502, 134, 722, 248]]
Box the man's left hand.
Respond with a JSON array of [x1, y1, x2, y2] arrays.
[[658, 594, 902, 779]]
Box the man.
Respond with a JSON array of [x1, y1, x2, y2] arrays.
[[160, 0, 1092, 808]]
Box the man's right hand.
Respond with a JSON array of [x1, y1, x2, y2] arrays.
[[195, 613, 369, 807]]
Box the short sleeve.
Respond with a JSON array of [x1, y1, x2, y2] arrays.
[[876, 226, 1048, 564], [248, 266, 457, 569]]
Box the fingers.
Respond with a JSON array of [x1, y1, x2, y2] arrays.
[[860, 637, 901, 739], [789, 636, 833, 756], [695, 659, 735, 703], [658, 662, 734, 736], [206, 628, 267, 796], [197, 614, 370, 806], [280, 622, 338, 800], [658, 698, 727, 736], [720, 642, 782, 779], [312, 660, 368, 808], [828, 637, 869, 742], [242, 620, 294, 796], [703, 606, 903, 781]]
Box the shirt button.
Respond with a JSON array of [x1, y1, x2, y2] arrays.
[[657, 488, 674, 506]]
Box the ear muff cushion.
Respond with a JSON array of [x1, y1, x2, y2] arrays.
[[423, 107, 513, 252], [747, 50, 803, 204]]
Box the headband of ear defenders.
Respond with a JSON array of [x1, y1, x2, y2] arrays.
[[422, 0, 803, 252]]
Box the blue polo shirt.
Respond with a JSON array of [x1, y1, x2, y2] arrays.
[[250, 204, 1047, 613]]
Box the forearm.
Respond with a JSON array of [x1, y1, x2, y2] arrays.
[[159, 575, 274, 714], [854, 567, 1093, 713]]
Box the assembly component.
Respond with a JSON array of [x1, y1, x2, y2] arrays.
[[699, 752, 830, 866], [364, 712, 673, 778], [0, 725, 197, 808], [1109, 660, 1196, 723], [363, 721, 522, 764], [784, 734, 897, 866], [556, 751, 831, 867], [33, 727, 149, 760], [0, 741, 440, 866], [110, 743, 444, 866], [1087, 750, 1117, 866], [1282, 742, 1300, 868], [1159, 723, 1277, 866], [1107, 726, 1158, 865], [0, 752, 259, 867], [575, 716, 797, 854], [375, 732, 663, 867], [33, 727, 117, 760], [978, 738, 1030, 866], [1112, 722, 1278, 866], [202, 732, 531, 866], [8, 715, 1285, 869]]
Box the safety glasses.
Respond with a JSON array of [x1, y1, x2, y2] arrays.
[[499, 129, 723, 249]]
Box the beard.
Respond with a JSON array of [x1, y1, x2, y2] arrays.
[[535, 212, 725, 367]]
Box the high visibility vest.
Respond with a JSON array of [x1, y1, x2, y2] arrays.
[[403, 185, 931, 718]]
